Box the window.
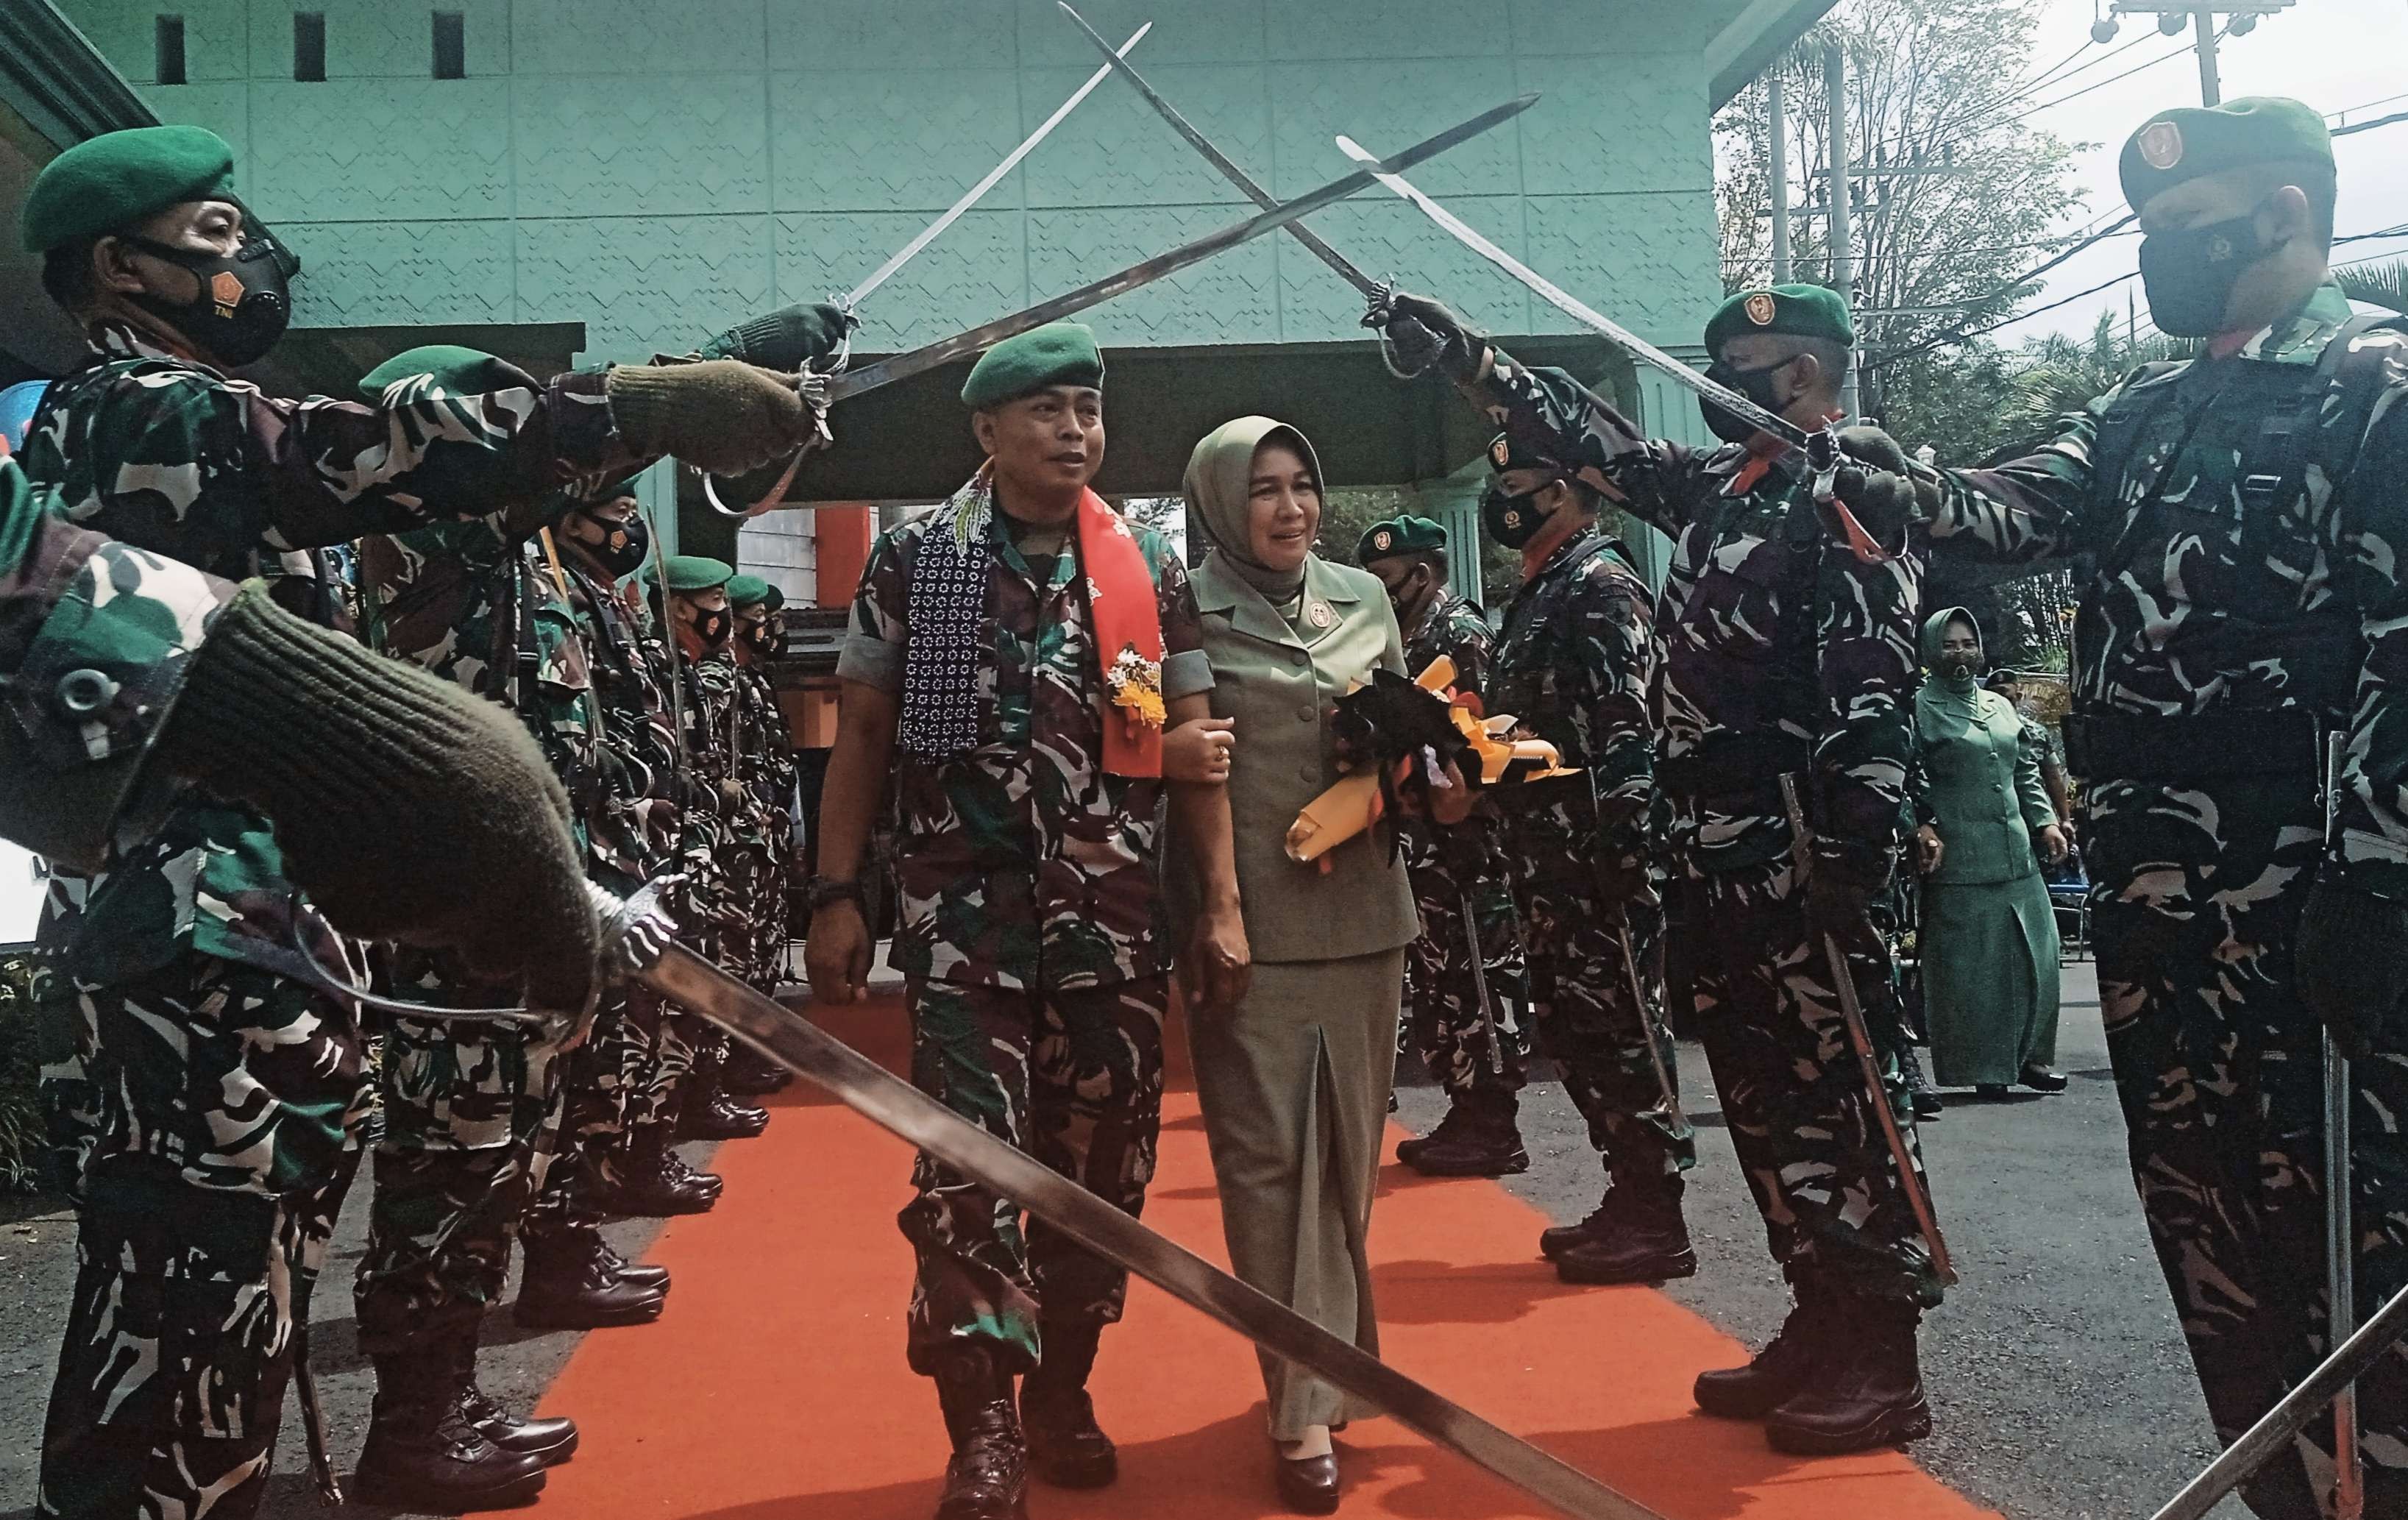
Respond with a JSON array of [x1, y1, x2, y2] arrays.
[[292, 11, 324, 82], [431, 10, 464, 79], [155, 14, 186, 85]]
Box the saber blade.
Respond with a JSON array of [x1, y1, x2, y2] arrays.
[[848, 21, 1151, 310], [1615, 918, 1694, 1143], [619, 922, 1661, 1520], [828, 93, 1537, 404], [1460, 887, 1507, 1077], [1330, 134, 1805, 449]]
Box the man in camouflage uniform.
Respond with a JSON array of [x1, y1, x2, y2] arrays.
[[658, 555, 775, 1143], [807, 324, 1217, 1520], [16, 124, 815, 1516], [1381, 282, 1939, 1455], [1357, 515, 1531, 1177], [723, 575, 802, 1096], [1906, 99, 2408, 1516]]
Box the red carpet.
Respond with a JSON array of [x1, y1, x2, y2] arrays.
[[533, 995, 2000, 1519]]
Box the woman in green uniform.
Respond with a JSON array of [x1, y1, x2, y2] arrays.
[[1911, 608, 2069, 1095]]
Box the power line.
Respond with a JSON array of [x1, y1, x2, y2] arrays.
[[1992, 32, 2213, 128]]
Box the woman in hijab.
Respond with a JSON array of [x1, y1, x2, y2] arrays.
[[1161, 416, 1433, 1513], [1911, 608, 2070, 1097]]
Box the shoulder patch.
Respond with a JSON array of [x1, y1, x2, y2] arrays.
[[2137, 120, 2183, 171]]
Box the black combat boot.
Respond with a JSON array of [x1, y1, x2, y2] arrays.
[[586, 1128, 721, 1218], [1764, 1296, 1933, 1454], [591, 1231, 672, 1292], [1538, 1191, 1614, 1261], [1900, 1044, 1944, 1120], [680, 1090, 772, 1140], [721, 1044, 795, 1096], [932, 1343, 1029, 1520], [1694, 1295, 1831, 1419], [1399, 1087, 1529, 1178], [1020, 1321, 1116, 1489], [450, 1331, 581, 1466], [1552, 1178, 1696, 1285], [357, 1352, 550, 1510], [516, 1222, 670, 1329]]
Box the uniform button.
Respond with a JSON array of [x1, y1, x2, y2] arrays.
[[54, 668, 118, 716], [1297, 704, 1318, 722], [1300, 763, 1321, 783], [1291, 649, 1309, 666]]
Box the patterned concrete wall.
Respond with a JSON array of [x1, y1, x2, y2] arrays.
[[62, 0, 1725, 364]]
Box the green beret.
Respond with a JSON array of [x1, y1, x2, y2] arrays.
[[724, 574, 773, 608], [961, 322, 1105, 410], [22, 125, 238, 254], [759, 583, 786, 612], [1704, 284, 1854, 355], [357, 344, 533, 402], [1357, 515, 1448, 564], [2120, 96, 2333, 213], [644, 555, 734, 593], [1487, 430, 1563, 475]]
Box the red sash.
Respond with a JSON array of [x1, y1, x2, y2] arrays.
[[1076, 489, 1164, 778]]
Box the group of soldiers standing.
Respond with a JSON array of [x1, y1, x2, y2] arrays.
[[0, 78, 2400, 1520]]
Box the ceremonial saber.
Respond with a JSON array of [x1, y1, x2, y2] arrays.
[[1614, 917, 1694, 1143], [825, 94, 1536, 405], [700, 25, 1148, 519], [1460, 887, 1507, 1076], [590, 885, 1665, 1520], [2323, 737, 2365, 1519], [1776, 775, 1958, 1288], [2147, 1285, 2408, 1520]]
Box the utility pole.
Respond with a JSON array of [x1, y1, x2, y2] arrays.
[[1825, 39, 1858, 422], [2194, 7, 2220, 104], [1769, 70, 1792, 283], [2104, 4, 2292, 107]]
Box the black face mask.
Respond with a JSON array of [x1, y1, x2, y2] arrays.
[[1699, 358, 1795, 445], [1481, 480, 1558, 550], [575, 511, 648, 579], [685, 607, 732, 651], [2138, 204, 2280, 338], [742, 618, 782, 658], [124, 207, 299, 368], [1382, 566, 1429, 622]]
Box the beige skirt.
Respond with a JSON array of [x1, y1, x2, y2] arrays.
[[1186, 947, 1407, 1438]]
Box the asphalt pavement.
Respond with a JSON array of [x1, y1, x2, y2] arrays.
[[0, 959, 2254, 1519]]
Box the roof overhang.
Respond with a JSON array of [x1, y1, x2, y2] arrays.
[[1706, 0, 1839, 111]]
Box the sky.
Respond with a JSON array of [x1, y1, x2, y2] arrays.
[[1993, 0, 2408, 343]]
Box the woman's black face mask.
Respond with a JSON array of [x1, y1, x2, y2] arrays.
[[575, 511, 649, 579], [123, 206, 299, 369], [1481, 478, 1560, 550], [1698, 357, 1796, 445], [742, 617, 781, 658], [2138, 200, 2284, 338], [685, 606, 732, 650]]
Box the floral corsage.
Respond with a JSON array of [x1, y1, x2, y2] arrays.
[[1106, 642, 1165, 733]]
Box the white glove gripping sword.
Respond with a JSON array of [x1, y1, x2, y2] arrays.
[[700, 21, 1151, 519], [573, 879, 1669, 1520]]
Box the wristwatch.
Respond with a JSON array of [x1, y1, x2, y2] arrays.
[[806, 876, 866, 911]]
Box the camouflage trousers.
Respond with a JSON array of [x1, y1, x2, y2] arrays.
[[355, 1008, 563, 1358], [1403, 846, 1527, 1099], [900, 975, 1168, 1377], [1677, 858, 1943, 1307], [525, 992, 635, 1243], [1502, 798, 1693, 1190], [40, 1155, 358, 1520], [2086, 776, 2408, 1519]]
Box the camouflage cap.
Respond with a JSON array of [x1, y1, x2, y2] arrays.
[[1356, 514, 1448, 564], [2120, 96, 2333, 213], [644, 555, 734, 593], [961, 322, 1105, 410], [22, 125, 238, 254], [1703, 283, 1854, 355], [724, 573, 774, 608], [356, 344, 532, 402]]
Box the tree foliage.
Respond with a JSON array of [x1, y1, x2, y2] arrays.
[[2335, 256, 2408, 315]]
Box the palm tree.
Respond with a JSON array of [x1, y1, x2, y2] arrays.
[[2335, 256, 2408, 316], [1993, 312, 2192, 450]]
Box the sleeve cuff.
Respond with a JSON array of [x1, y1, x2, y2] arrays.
[[1162, 647, 1215, 700], [836, 633, 903, 692]]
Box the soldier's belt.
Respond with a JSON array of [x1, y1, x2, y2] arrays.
[[2061, 709, 2321, 784], [1654, 735, 1815, 798], [589, 884, 1666, 1520]]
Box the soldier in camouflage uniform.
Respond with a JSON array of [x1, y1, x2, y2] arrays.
[[1356, 515, 1532, 1177], [15, 124, 816, 1516], [808, 325, 1216, 1520], [1906, 99, 2408, 1516], [723, 575, 802, 1096], [1381, 283, 1939, 1455]]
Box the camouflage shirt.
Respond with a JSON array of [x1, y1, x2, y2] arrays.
[[21, 322, 649, 983], [1925, 283, 2408, 895], [839, 492, 1210, 992], [1453, 349, 1920, 883], [1400, 591, 1506, 877], [561, 558, 683, 891]]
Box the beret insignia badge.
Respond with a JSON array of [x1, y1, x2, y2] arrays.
[[1371, 529, 1393, 552], [2138, 121, 2184, 170], [1489, 436, 1511, 469], [1744, 291, 1778, 327]]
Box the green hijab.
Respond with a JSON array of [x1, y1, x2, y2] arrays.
[[1182, 415, 1325, 603], [1920, 604, 1983, 694]]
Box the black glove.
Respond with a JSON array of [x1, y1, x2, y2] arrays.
[[155, 585, 603, 1011], [2296, 881, 2408, 1059], [1830, 425, 1937, 547], [605, 359, 811, 475], [698, 302, 855, 372], [1367, 290, 1481, 378]]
